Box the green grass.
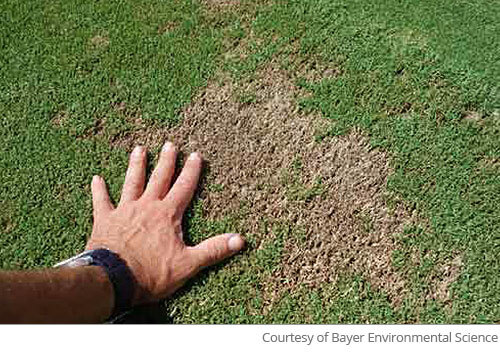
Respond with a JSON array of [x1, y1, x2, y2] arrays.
[[1, 0, 499, 323], [0, 0, 221, 267]]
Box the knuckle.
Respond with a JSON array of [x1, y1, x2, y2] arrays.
[[164, 207, 177, 222], [165, 210, 184, 229], [208, 242, 227, 263], [203, 251, 218, 267]]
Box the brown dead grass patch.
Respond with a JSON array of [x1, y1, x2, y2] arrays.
[[51, 110, 69, 127], [479, 157, 500, 170], [90, 34, 109, 49], [112, 64, 423, 304], [463, 111, 483, 123], [158, 21, 178, 35], [0, 201, 16, 234], [428, 255, 462, 303], [110, 101, 145, 127], [201, 0, 242, 10], [0, 215, 15, 234]]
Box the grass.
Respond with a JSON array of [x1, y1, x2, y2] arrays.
[[0, 0, 221, 268], [0, 0, 499, 323]]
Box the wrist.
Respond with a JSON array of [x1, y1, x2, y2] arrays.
[[55, 248, 136, 319], [86, 266, 115, 321]]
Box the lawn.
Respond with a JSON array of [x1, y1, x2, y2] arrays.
[[0, 0, 498, 323]]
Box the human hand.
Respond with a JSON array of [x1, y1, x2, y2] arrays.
[[86, 142, 245, 305]]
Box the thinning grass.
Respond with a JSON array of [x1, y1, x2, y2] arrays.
[[0, 0, 498, 323]]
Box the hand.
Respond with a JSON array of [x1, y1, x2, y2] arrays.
[[86, 142, 245, 305]]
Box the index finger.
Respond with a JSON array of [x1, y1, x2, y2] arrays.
[[163, 152, 202, 217]]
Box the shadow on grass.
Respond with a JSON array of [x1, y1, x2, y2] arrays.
[[113, 258, 241, 324]]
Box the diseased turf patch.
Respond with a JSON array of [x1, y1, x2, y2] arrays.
[[201, 0, 242, 10], [90, 34, 110, 49], [478, 157, 500, 170], [51, 110, 69, 128], [463, 111, 483, 123], [0, 201, 16, 235], [107, 64, 432, 305], [157, 21, 179, 35], [428, 254, 462, 303]]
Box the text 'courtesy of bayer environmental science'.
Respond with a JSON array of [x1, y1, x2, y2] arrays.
[[261, 331, 499, 346]]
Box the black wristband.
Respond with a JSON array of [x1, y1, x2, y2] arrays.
[[87, 249, 135, 317]]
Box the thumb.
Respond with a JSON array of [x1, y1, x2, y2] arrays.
[[188, 233, 245, 269]]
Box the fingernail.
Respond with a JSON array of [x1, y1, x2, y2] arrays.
[[162, 142, 174, 152], [188, 152, 200, 161], [92, 175, 101, 183], [132, 146, 143, 157], [227, 234, 244, 252]]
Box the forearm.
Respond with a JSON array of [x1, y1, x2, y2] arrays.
[[0, 266, 113, 323]]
